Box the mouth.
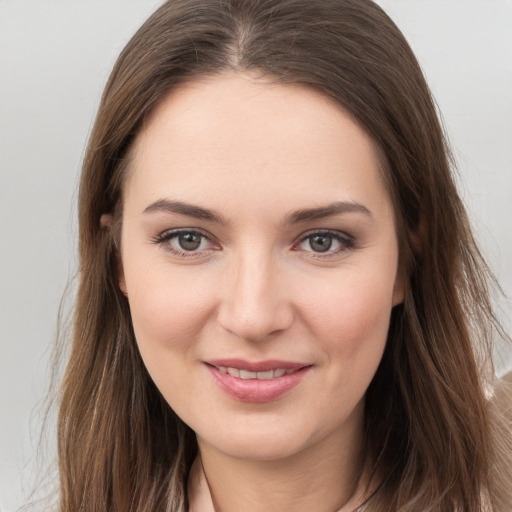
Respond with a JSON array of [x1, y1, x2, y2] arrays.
[[213, 366, 298, 380], [204, 359, 312, 403]]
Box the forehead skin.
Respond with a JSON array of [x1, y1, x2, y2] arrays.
[[124, 72, 392, 229]]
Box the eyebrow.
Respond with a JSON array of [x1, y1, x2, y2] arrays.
[[284, 201, 372, 224], [143, 199, 228, 224], [142, 199, 372, 225]]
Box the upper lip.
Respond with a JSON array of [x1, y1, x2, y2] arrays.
[[205, 359, 309, 372]]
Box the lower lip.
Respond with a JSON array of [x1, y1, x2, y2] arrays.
[[206, 365, 311, 403]]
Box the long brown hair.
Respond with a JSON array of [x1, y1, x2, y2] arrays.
[[58, 1, 511, 510]]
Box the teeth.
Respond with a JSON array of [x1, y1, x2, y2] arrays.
[[217, 366, 297, 379], [256, 370, 274, 379], [239, 369, 257, 379]]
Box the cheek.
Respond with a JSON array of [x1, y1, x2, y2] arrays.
[[124, 261, 216, 357], [300, 265, 395, 385], [124, 263, 220, 415], [306, 263, 395, 335]]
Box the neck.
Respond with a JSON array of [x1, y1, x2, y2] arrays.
[[196, 406, 370, 512]]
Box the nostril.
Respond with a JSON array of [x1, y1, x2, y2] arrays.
[[217, 302, 293, 342]]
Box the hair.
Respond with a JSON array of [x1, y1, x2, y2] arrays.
[[57, 0, 511, 510]]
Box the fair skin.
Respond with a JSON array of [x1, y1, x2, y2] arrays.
[[117, 72, 403, 511]]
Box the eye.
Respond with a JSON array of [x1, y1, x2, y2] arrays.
[[152, 228, 219, 256], [175, 232, 204, 251], [295, 230, 354, 256], [307, 234, 334, 253]]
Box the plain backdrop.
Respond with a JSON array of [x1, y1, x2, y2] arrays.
[[1, 1, 511, 510]]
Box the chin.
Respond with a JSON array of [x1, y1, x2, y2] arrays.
[[218, 437, 307, 462], [196, 418, 325, 463]]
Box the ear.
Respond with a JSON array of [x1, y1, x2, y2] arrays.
[[409, 217, 425, 255], [409, 230, 422, 255], [117, 252, 128, 297], [392, 269, 405, 306], [100, 213, 112, 228], [100, 213, 128, 297], [391, 220, 424, 307]]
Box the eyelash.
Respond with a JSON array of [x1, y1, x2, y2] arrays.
[[293, 230, 355, 257], [151, 228, 355, 258], [151, 228, 219, 257]]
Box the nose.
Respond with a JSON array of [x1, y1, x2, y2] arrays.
[[217, 250, 294, 343]]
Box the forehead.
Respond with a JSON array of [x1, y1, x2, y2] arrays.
[[124, 72, 392, 221]]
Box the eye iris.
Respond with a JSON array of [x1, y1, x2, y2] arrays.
[[309, 234, 332, 252], [178, 233, 202, 251]]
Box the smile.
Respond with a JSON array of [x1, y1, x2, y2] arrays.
[[205, 359, 312, 403], [214, 366, 298, 380]]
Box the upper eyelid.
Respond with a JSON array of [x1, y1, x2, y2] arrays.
[[156, 227, 351, 238], [152, 227, 218, 248], [153, 227, 354, 250], [296, 228, 353, 242], [157, 227, 214, 239]]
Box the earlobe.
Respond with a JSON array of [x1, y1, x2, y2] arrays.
[[392, 271, 406, 306], [392, 287, 405, 307], [409, 231, 422, 255], [100, 213, 127, 297], [392, 221, 423, 306], [100, 213, 112, 228], [409, 218, 424, 255], [117, 252, 128, 297]]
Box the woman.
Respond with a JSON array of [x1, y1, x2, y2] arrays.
[[57, 0, 511, 510]]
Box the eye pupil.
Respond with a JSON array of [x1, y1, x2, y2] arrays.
[[178, 233, 202, 251], [309, 235, 332, 252]]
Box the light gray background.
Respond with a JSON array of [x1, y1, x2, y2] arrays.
[[1, 1, 511, 510]]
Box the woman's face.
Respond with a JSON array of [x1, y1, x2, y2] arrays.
[[119, 73, 403, 461]]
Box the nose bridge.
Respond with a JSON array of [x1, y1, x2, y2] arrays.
[[218, 245, 292, 341]]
